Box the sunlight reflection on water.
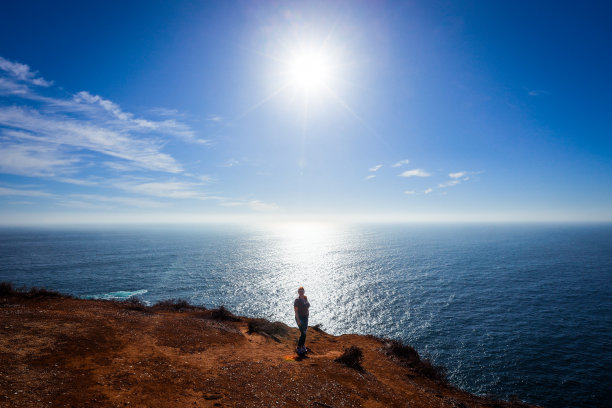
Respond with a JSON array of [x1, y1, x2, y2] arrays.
[[237, 222, 404, 339]]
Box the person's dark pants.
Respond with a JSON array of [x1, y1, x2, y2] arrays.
[[298, 316, 308, 347]]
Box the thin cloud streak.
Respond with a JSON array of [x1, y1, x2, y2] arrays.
[[67, 194, 168, 209], [113, 180, 213, 200], [248, 200, 280, 212], [0, 106, 183, 174], [392, 159, 410, 167], [438, 179, 461, 188], [0, 56, 52, 87], [0, 142, 81, 177], [399, 168, 431, 177], [0, 186, 54, 197]]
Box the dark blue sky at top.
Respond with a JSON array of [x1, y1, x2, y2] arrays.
[[0, 0, 611, 223]]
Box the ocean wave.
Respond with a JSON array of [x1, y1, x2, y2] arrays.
[[83, 289, 148, 301]]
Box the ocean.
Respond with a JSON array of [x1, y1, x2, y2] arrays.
[[1, 223, 611, 407]]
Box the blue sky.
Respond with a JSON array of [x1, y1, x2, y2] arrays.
[[0, 0, 611, 224]]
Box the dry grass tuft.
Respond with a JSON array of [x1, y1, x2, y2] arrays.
[[334, 345, 364, 371], [0, 281, 16, 297], [152, 298, 194, 311], [0, 282, 69, 299], [311, 323, 326, 333], [380, 338, 447, 383], [121, 297, 148, 312], [247, 318, 288, 342], [209, 305, 241, 322]]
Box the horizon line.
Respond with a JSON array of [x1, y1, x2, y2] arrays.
[[0, 211, 611, 227]]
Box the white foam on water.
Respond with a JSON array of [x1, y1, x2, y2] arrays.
[[83, 289, 148, 300]]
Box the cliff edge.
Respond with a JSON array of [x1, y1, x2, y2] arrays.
[[0, 284, 536, 408]]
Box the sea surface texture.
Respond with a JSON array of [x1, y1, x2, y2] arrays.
[[1, 223, 611, 407]]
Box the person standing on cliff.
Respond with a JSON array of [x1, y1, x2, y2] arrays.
[[294, 286, 310, 354]]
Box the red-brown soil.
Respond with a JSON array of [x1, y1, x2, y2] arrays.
[[0, 293, 536, 408]]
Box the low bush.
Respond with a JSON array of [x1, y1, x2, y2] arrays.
[[0, 282, 16, 297], [152, 298, 193, 311], [417, 358, 447, 383], [247, 318, 288, 341], [381, 339, 420, 366], [27, 286, 65, 298], [0, 282, 69, 299], [508, 395, 531, 407], [380, 338, 447, 383], [122, 297, 148, 312], [311, 323, 325, 333], [334, 345, 364, 371], [209, 305, 240, 322]]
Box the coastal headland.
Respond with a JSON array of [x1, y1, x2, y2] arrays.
[[0, 284, 535, 407]]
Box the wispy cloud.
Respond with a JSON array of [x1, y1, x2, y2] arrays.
[[56, 177, 101, 186], [113, 180, 212, 200], [149, 107, 184, 117], [449, 171, 466, 179], [436, 170, 482, 190], [222, 159, 240, 168], [219, 201, 243, 207], [424, 188, 433, 194], [392, 159, 410, 167], [66, 194, 167, 209], [0, 186, 53, 197], [369, 164, 383, 172], [0, 106, 183, 174], [0, 142, 81, 177], [0, 56, 207, 181], [527, 89, 549, 97], [0, 56, 279, 216], [438, 179, 461, 188], [218, 199, 280, 211], [73, 91, 209, 144], [217, 198, 280, 212], [0, 56, 52, 87], [404, 190, 416, 195], [364, 174, 376, 180], [248, 200, 279, 212], [206, 114, 223, 122], [399, 168, 431, 177], [194, 174, 213, 183]]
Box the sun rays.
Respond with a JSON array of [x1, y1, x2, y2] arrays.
[[236, 27, 368, 129]]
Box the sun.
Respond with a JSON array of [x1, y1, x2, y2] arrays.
[[239, 31, 363, 122], [286, 48, 333, 94]]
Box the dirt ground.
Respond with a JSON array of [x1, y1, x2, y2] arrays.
[[0, 295, 536, 408]]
